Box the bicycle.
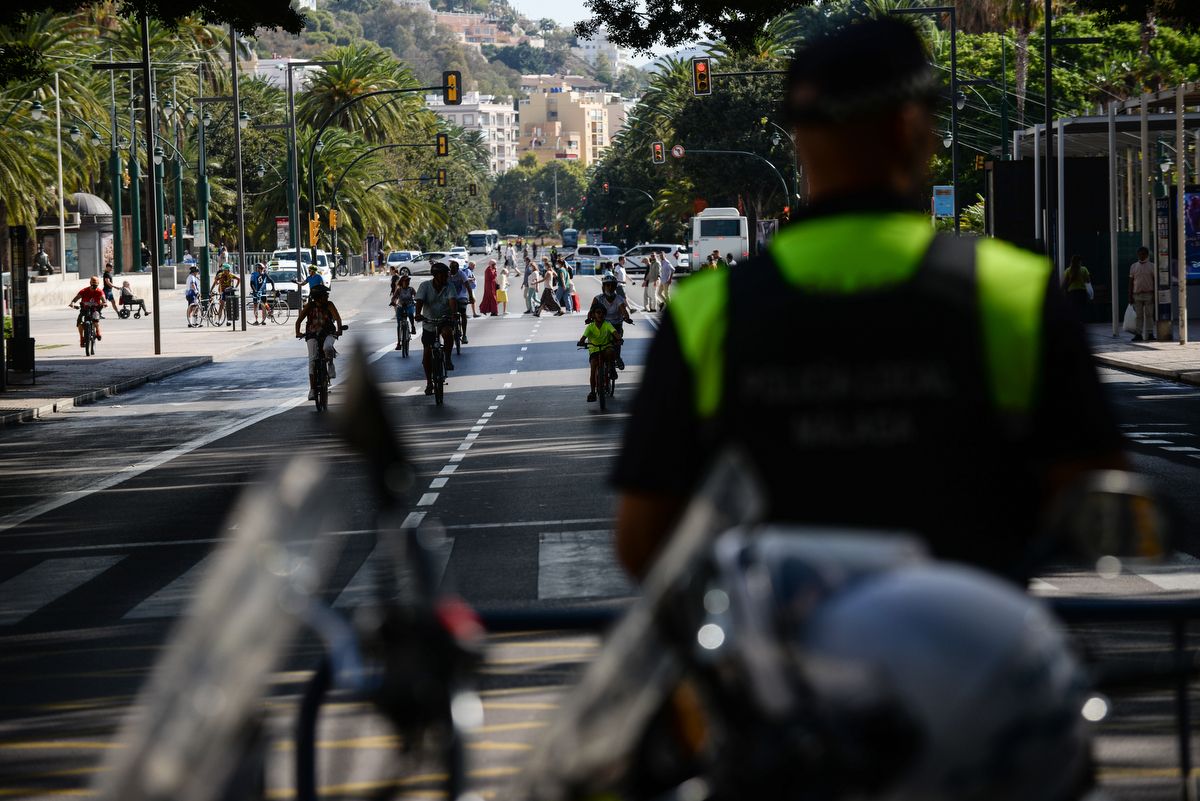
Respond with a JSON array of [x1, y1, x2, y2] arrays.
[[71, 302, 100, 356], [397, 308, 413, 358], [246, 291, 289, 325], [336, 257, 349, 278], [304, 324, 347, 412], [204, 294, 226, 327], [578, 342, 617, 411], [185, 295, 202, 328], [425, 315, 455, 406]]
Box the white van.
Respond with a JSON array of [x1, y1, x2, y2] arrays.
[[689, 208, 749, 267], [272, 248, 332, 287]]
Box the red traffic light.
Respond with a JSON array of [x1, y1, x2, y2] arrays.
[[692, 57, 712, 96], [603, 181, 609, 193], [651, 141, 665, 164]]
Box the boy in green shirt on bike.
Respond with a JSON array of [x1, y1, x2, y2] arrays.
[[578, 305, 622, 402]]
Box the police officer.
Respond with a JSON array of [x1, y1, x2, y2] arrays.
[[611, 17, 1124, 582]]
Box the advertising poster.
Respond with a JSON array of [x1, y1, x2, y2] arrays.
[[275, 217, 289, 250], [1185, 191, 1200, 280]]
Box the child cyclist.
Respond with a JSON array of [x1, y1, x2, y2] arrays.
[[391, 273, 417, 349], [577, 304, 622, 403]]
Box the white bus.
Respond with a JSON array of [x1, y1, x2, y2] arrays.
[[466, 230, 492, 255], [486, 229, 500, 252], [689, 207, 749, 266]]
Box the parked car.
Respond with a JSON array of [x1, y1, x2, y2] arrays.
[[621, 244, 692, 275], [271, 248, 332, 286], [386, 250, 422, 275], [407, 251, 452, 276], [266, 266, 306, 309]]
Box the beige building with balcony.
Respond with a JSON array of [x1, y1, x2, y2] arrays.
[[425, 92, 520, 174], [518, 88, 627, 167]]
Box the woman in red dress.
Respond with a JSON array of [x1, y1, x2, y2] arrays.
[[479, 259, 499, 316]]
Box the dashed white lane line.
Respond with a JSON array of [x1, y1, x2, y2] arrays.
[[440, 464, 459, 476], [430, 477, 449, 489], [516, 356, 524, 361], [465, 433, 480, 441], [509, 369, 518, 374], [470, 426, 484, 433], [401, 511, 427, 529], [1163, 446, 1200, 452], [417, 493, 439, 506], [521, 347, 528, 351], [458, 442, 473, 452], [449, 453, 465, 463]]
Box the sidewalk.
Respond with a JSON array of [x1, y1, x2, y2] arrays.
[[1087, 320, 1200, 385], [0, 290, 310, 427]]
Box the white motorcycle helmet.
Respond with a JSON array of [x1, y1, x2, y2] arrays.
[[800, 564, 1092, 801]]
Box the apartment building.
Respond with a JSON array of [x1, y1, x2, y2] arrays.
[[425, 92, 520, 174], [571, 29, 623, 71], [518, 87, 626, 167]]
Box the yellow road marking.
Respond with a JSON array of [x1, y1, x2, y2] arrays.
[[478, 685, 564, 698], [0, 788, 95, 798], [263, 767, 519, 799], [0, 741, 121, 751], [1099, 766, 1200, 780], [484, 654, 594, 666], [474, 721, 547, 734], [468, 740, 533, 751], [481, 701, 559, 711], [487, 641, 598, 649]]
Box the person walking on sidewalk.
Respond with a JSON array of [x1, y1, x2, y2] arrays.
[[1061, 255, 1092, 320], [1129, 247, 1156, 342], [556, 257, 574, 313], [101, 263, 119, 317], [523, 258, 539, 314]]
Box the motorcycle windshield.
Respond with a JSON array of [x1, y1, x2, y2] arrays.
[[518, 451, 765, 801]]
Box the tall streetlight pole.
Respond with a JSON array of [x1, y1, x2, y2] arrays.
[[891, 5, 959, 233], [128, 73, 143, 276], [108, 53, 124, 273], [138, 11, 163, 353], [229, 24, 249, 332], [54, 72, 67, 280]]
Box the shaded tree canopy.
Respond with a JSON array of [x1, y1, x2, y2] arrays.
[[579, 0, 1200, 53], [1, 0, 304, 34]]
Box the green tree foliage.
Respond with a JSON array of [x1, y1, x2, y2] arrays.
[[488, 155, 586, 234], [481, 42, 565, 75]]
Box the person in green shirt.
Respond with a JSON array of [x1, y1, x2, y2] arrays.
[[577, 305, 621, 403]]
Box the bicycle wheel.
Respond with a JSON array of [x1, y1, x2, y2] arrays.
[[270, 303, 290, 324], [315, 362, 327, 412], [210, 304, 226, 327], [401, 327, 410, 358], [85, 327, 95, 356]]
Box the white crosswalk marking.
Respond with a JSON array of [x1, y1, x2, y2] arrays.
[[0, 556, 123, 626], [1029, 578, 1059, 593], [124, 554, 216, 620], [537, 530, 634, 600], [334, 540, 454, 609]]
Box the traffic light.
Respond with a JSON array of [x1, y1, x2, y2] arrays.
[[308, 216, 319, 247], [442, 71, 461, 105], [329, 208, 338, 230], [469, 182, 477, 196], [170, 223, 176, 237], [651, 141, 665, 164], [974, 154, 986, 170], [437, 168, 447, 187], [603, 181, 609, 194], [436, 132, 449, 157], [692, 58, 712, 96]]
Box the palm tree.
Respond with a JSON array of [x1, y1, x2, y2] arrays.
[[296, 43, 426, 144]]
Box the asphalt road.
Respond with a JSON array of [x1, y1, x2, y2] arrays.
[[2, 278, 1200, 800]]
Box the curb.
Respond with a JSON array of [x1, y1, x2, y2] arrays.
[[0, 355, 213, 427], [1092, 353, 1200, 387]]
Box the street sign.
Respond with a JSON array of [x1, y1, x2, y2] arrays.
[[192, 219, 207, 247], [274, 217, 288, 250], [932, 185, 955, 218], [671, 144, 685, 159]]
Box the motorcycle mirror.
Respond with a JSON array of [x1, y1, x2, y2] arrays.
[[1042, 470, 1172, 568]]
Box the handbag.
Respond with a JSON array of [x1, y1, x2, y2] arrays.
[[1085, 281, 1094, 301], [1123, 303, 1138, 333], [572, 291, 581, 311]]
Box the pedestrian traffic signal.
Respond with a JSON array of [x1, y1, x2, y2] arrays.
[[692, 58, 712, 96], [436, 132, 449, 157], [308, 216, 319, 247], [651, 141, 665, 164], [437, 168, 447, 187], [329, 208, 338, 230], [443, 71, 461, 105]]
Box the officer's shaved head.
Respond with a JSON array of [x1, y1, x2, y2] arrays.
[[786, 17, 941, 204]]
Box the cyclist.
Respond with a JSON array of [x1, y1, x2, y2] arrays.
[[577, 304, 621, 402], [248, 263, 276, 325], [448, 261, 472, 344], [391, 272, 417, 349], [301, 264, 324, 294], [185, 265, 201, 327], [415, 262, 458, 395], [590, 273, 632, 370], [611, 17, 1125, 583], [69, 276, 106, 346], [294, 283, 343, 401], [209, 264, 240, 326]]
